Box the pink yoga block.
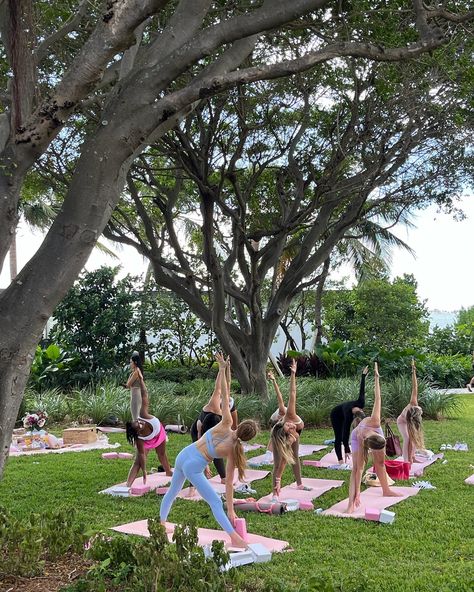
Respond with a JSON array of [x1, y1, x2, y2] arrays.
[[298, 500, 314, 511], [118, 452, 134, 459], [130, 484, 151, 495], [155, 487, 169, 495], [365, 507, 381, 521], [102, 452, 119, 459], [234, 518, 248, 541]]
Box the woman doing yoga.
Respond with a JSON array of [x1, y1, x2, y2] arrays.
[[190, 359, 238, 482], [270, 358, 311, 498], [330, 366, 368, 464], [126, 352, 143, 421], [347, 362, 401, 513], [125, 373, 172, 488], [160, 354, 258, 548], [397, 359, 424, 463]]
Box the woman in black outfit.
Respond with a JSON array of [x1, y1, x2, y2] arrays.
[[330, 366, 368, 465]]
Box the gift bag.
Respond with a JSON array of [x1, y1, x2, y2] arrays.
[[385, 422, 402, 457], [384, 460, 411, 480]]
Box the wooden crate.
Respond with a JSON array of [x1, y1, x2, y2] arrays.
[[63, 426, 97, 445]]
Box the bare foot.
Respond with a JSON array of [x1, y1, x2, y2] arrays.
[[166, 471, 173, 477], [229, 532, 248, 549], [346, 504, 355, 514], [186, 486, 196, 498], [296, 484, 312, 491], [384, 489, 403, 497]]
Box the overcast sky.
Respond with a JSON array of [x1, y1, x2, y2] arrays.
[[1, 194, 473, 312]]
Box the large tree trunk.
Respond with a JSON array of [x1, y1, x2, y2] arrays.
[[313, 257, 330, 347]]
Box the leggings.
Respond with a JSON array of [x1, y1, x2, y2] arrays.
[[272, 437, 303, 488], [159, 443, 234, 534], [130, 387, 141, 421], [397, 417, 412, 462]]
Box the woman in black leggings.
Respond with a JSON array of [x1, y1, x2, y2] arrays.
[[190, 359, 238, 482], [329, 366, 368, 465]]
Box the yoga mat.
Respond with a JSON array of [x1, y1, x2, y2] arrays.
[[248, 444, 327, 466], [367, 453, 444, 478], [100, 472, 173, 497], [259, 477, 344, 509], [243, 443, 265, 452], [165, 424, 188, 434], [176, 469, 269, 502], [111, 520, 289, 552], [303, 449, 352, 470], [465, 474, 474, 485], [323, 486, 420, 519], [97, 427, 126, 433], [9, 440, 120, 457]]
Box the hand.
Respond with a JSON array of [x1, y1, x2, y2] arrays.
[[374, 362, 379, 377], [215, 353, 227, 369], [227, 508, 237, 525], [345, 453, 352, 464], [362, 365, 369, 375], [274, 478, 281, 496], [290, 358, 297, 374], [267, 370, 275, 381]]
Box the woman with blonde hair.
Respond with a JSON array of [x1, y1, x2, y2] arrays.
[[270, 358, 311, 499], [160, 354, 258, 548], [347, 362, 401, 513], [397, 359, 424, 463]]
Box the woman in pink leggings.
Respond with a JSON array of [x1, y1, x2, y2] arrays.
[[347, 362, 401, 513]]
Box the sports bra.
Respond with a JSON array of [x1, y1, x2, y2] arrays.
[[205, 427, 228, 459], [138, 416, 161, 441]]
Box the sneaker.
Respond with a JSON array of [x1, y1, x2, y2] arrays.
[[412, 480, 436, 490], [234, 483, 256, 495]]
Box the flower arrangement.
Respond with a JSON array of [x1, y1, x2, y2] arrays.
[[22, 411, 48, 431]]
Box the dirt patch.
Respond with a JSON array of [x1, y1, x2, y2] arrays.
[[0, 554, 91, 592]]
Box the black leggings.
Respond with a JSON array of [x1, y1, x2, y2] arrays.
[[190, 412, 226, 479]]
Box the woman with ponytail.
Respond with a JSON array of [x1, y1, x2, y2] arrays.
[[397, 359, 425, 463], [160, 354, 258, 548], [270, 358, 311, 499], [347, 362, 401, 513]]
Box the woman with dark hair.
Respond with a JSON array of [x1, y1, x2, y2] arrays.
[[189, 358, 238, 482], [269, 358, 311, 499], [125, 373, 172, 488], [160, 354, 258, 548], [397, 359, 425, 463], [329, 366, 368, 465], [126, 352, 143, 421], [347, 362, 401, 513]]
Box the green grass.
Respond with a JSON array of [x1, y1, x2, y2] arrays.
[[1, 396, 473, 591]]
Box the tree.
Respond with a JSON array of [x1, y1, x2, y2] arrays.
[[323, 275, 430, 349], [0, 2, 473, 477]]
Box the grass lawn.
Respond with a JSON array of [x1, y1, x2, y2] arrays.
[[1, 396, 473, 592]]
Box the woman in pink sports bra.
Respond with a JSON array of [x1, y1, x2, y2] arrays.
[[125, 372, 172, 488], [347, 362, 401, 513]]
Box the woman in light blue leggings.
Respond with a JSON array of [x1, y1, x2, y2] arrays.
[[160, 354, 258, 548]]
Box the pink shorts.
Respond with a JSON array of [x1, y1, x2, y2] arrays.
[[142, 424, 167, 450]]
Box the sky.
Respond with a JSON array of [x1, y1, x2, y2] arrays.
[[1, 194, 473, 312]]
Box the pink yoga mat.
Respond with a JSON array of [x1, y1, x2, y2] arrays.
[[465, 474, 474, 485], [248, 444, 327, 466], [243, 443, 265, 452], [303, 449, 352, 470], [100, 472, 173, 496], [177, 469, 269, 502], [97, 427, 126, 433], [323, 486, 420, 519], [112, 520, 289, 552], [259, 478, 344, 508]]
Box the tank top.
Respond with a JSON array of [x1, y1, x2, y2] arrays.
[[138, 416, 161, 441]]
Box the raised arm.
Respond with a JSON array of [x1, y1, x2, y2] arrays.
[[268, 370, 286, 416], [410, 358, 418, 406], [286, 358, 298, 418], [357, 366, 369, 407], [204, 363, 223, 410], [370, 362, 382, 425], [216, 354, 232, 426]]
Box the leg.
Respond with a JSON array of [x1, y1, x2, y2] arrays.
[[214, 458, 226, 483], [155, 442, 172, 476], [186, 469, 235, 534], [372, 450, 402, 498], [160, 453, 187, 523], [331, 411, 344, 462]]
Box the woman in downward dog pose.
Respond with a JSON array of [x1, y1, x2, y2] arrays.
[[397, 359, 424, 463], [125, 374, 172, 488], [270, 358, 311, 499], [190, 358, 238, 482], [330, 366, 368, 465], [160, 354, 258, 548], [347, 362, 401, 513]]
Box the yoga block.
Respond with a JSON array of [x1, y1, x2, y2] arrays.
[[102, 452, 119, 459], [248, 543, 272, 563], [234, 518, 248, 541], [63, 426, 97, 445], [118, 452, 134, 459], [379, 510, 396, 524], [365, 508, 381, 521], [229, 548, 255, 568], [110, 486, 130, 497], [298, 500, 314, 511], [156, 487, 169, 495], [130, 484, 151, 495]]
